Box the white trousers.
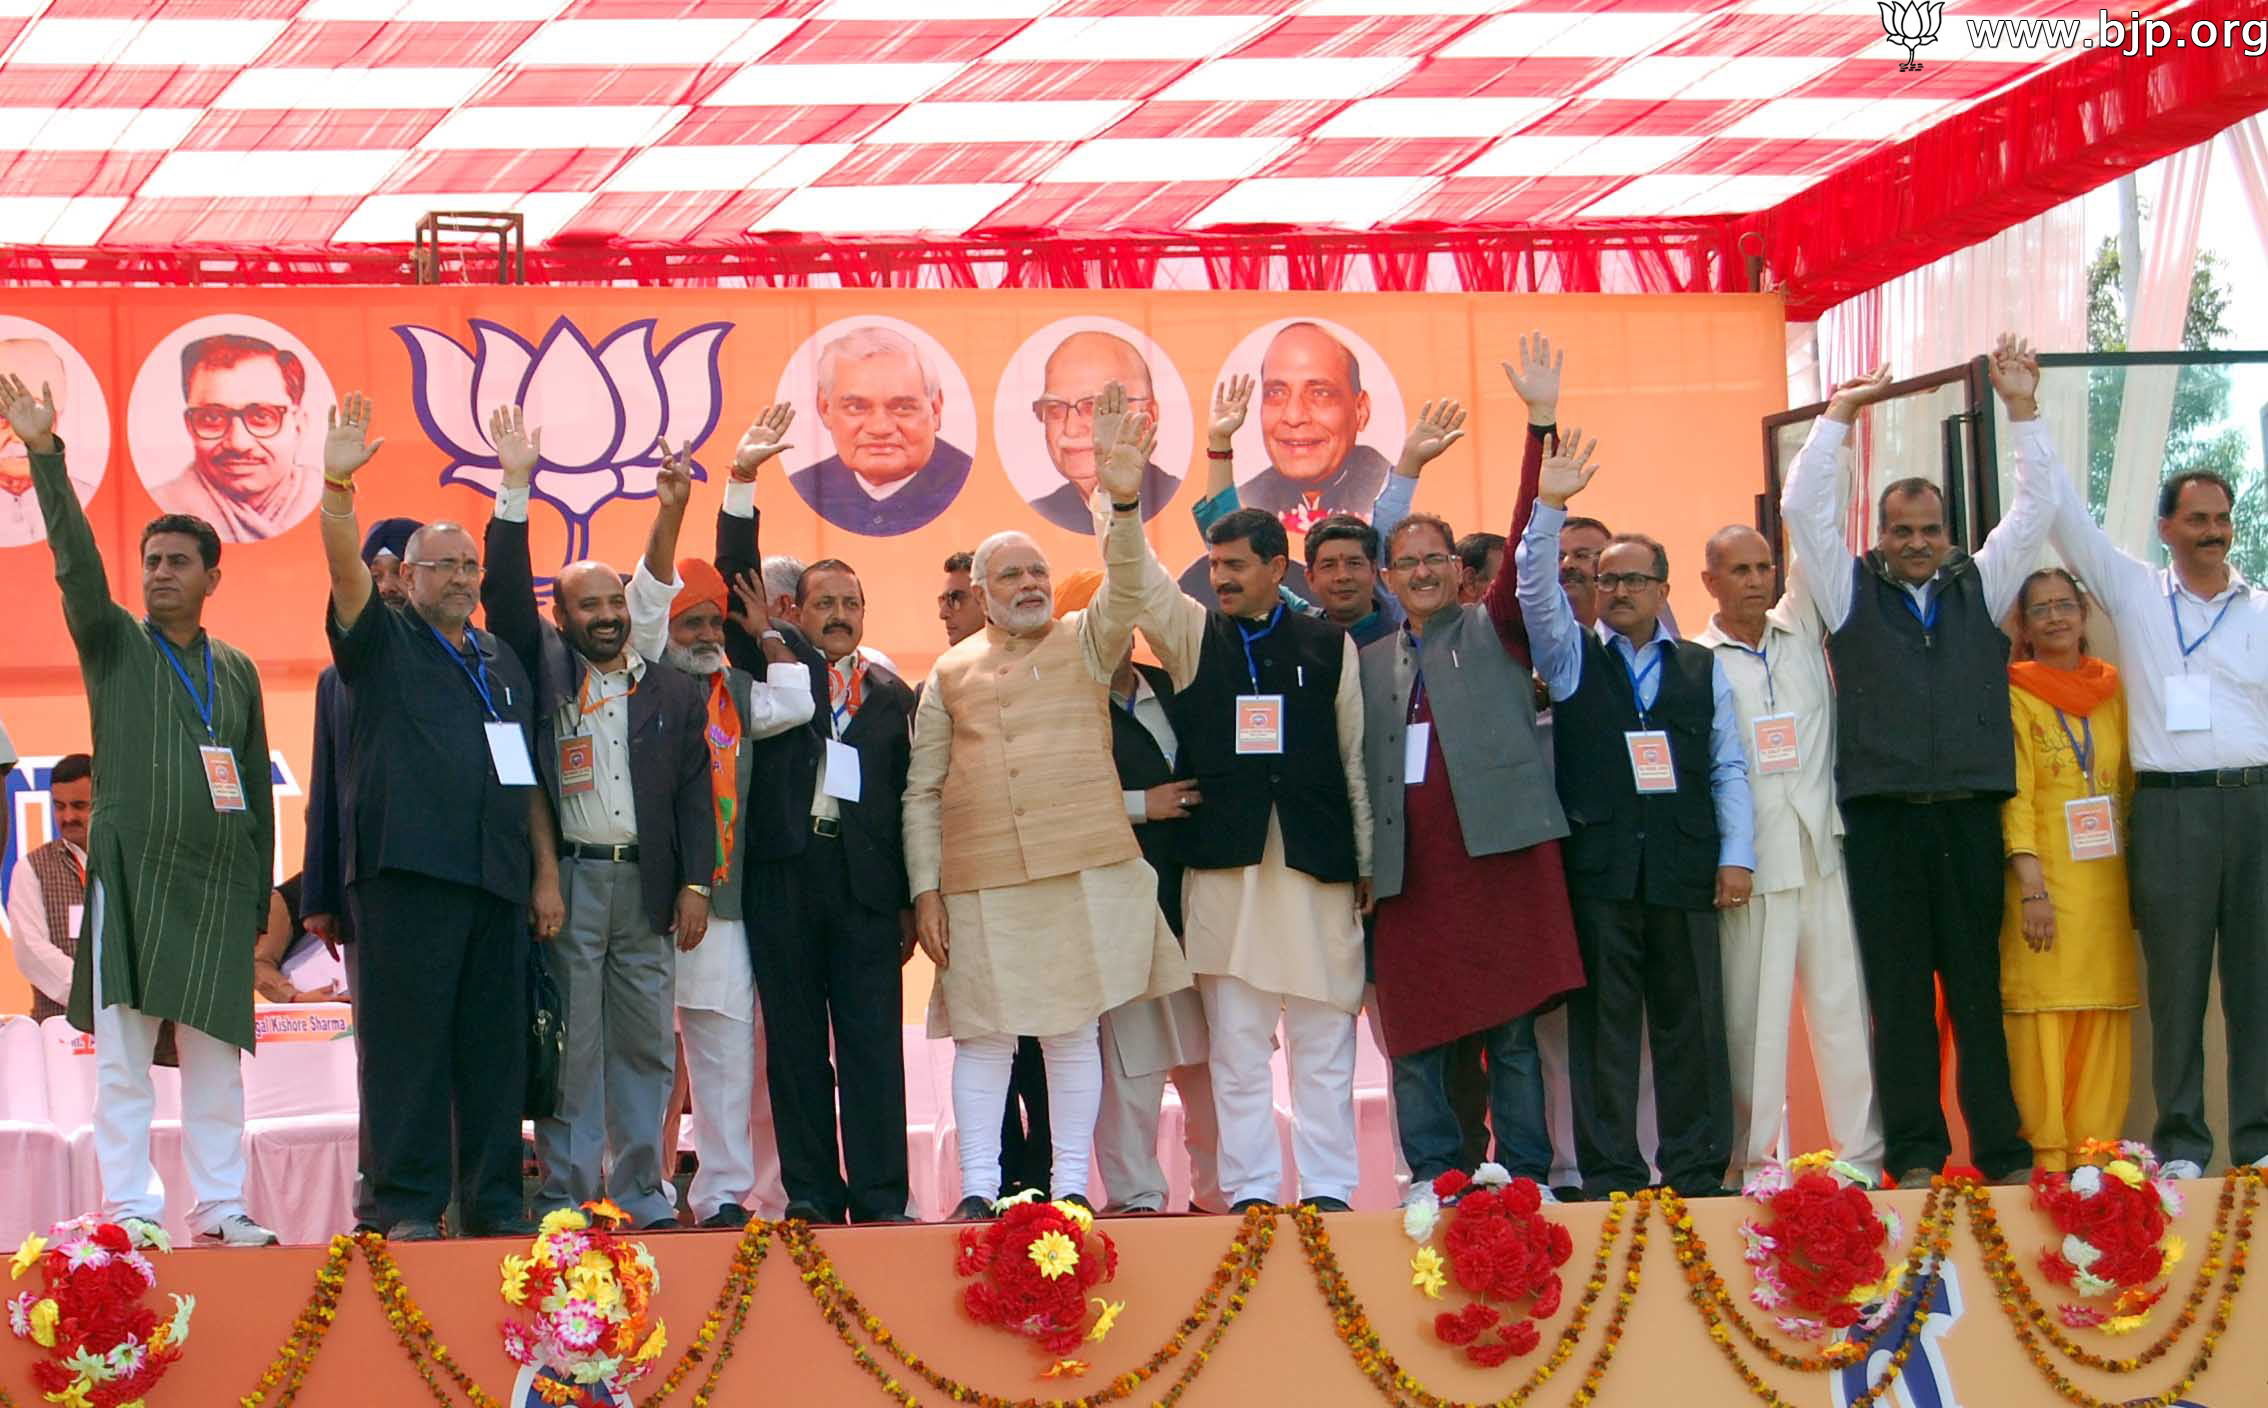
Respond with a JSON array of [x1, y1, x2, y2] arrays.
[[1200, 974, 1357, 1205], [1095, 1057, 1223, 1213], [952, 1022, 1101, 1203], [89, 882, 249, 1232], [1719, 854, 1884, 1184], [678, 1006, 787, 1220]]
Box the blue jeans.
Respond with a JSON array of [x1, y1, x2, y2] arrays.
[[1391, 1016, 1550, 1184]]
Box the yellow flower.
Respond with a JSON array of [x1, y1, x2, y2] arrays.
[[1052, 1200, 1095, 1233], [633, 1323, 668, 1363], [11, 1236, 46, 1280], [532, 1378, 579, 1406], [585, 1198, 629, 1226], [500, 1255, 532, 1306], [2162, 1235, 2186, 1273], [537, 1209, 588, 1239], [1088, 1298, 1124, 1342], [28, 1298, 58, 1349], [568, 1258, 622, 1312], [41, 1379, 90, 1408], [2105, 1159, 2145, 1189], [1410, 1248, 1447, 1300], [1041, 1359, 1090, 1379], [1028, 1230, 1080, 1281]]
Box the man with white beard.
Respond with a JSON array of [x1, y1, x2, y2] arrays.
[[625, 417, 813, 1227]]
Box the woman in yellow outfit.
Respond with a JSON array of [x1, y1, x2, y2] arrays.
[[2000, 567, 2139, 1172]]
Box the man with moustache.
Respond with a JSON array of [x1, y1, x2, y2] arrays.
[[1237, 322, 1389, 529], [8, 752, 94, 1020], [789, 325, 972, 537], [479, 406, 715, 1231], [2027, 351, 2268, 1180], [1455, 532, 1505, 603], [153, 333, 322, 543], [1781, 340, 2053, 1189], [1695, 526, 1882, 1187], [630, 430, 816, 1228], [1023, 330, 1183, 533], [715, 402, 920, 1225], [7, 372, 279, 1246], [1516, 430, 1753, 1200], [910, 386, 1197, 1218]]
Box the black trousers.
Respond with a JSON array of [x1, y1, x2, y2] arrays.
[[1001, 1037, 1052, 1195], [349, 870, 528, 1231], [1565, 895, 1733, 1197], [750, 833, 910, 1222], [1841, 796, 2029, 1178]]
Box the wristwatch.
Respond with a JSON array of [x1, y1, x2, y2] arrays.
[[1112, 499, 1141, 514], [760, 629, 785, 643], [685, 884, 712, 898]]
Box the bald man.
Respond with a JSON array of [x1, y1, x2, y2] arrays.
[[0, 337, 93, 548], [1695, 525, 1881, 1187], [1237, 322, 1392, 530], [1023, 330, 1184, 533], [482, 405, 717, 1231]]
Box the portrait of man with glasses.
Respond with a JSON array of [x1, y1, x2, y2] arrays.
[[149, 333, 321, 543], [1017, 329, 1183, 533]]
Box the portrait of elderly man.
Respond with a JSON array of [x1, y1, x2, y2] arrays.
[[0, 337, 96, 548], [787, 324, 973, 537], [1236, 321, 1390, 529], [1020, 329, 1183, 534], [149, 333, 322, 543]]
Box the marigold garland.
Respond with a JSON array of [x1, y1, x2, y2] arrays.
[[238, 1234, 355, 1408]]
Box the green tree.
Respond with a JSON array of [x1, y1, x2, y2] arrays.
[[2084, 239, 2260, 576]]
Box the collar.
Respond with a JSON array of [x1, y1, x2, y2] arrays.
[[62, 838, 86, 865], [2164, 566, 2249, 606], [1694, 612, 1781, 652], [853, 467, 920, 502], [1597, 617, 1673, 655], [1118, 673, 1158, 709]]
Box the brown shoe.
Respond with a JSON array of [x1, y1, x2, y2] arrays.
[[1894, 1167, 1938, 1189]]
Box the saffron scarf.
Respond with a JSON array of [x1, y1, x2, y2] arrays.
[[703, 672, 741, 888], [2008, 656, 2120, 717]]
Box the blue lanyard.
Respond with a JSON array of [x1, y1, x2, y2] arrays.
[[2169, 582, 2236, 661], [426, 619, 498, 721], [1902, 585, 1941, 633], [2055, 709, 2096, 788], [1721, 638, 1774, 711], [1620, 639, 1664, 726], [1403, 624, 1427, 721], [1236, 602, 1284, 692], [148, 624, 217, 743]]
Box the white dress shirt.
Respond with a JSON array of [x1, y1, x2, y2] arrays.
[[7, 840, 84, 1007], [1116, 673, 1180, 820], [2033, 420, 2268, 772]]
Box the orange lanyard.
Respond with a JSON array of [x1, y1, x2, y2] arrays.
[[577, 667, 638, 718]]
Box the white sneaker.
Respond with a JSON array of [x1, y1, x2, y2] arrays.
[[200, 1213, 279, 1247], [2161, 1159, 2205, 1182], [1537, 1186, 1561, 1205]]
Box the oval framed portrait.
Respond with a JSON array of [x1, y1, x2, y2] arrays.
[[991, 316, 1193, 535], [0, 316, 111, 550], [1212, 316, 1406, 532], [775, 315, 979, 538]]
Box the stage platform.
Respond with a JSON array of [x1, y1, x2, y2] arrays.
[[8, 1179, 2261, 1407]]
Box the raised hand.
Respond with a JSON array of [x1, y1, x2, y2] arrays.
[[1537, 428, 1599, 508], [487, 403, 539, 489], [728, 567, 767, 634], [1093, 381, 1157, 506], [325, 392, 385, 484], [0, 373, 56, 454], [1823, 364, 1895, 425], [1987, 333, 2041, 415], [653, 438, 693, 512], [733, 402, 796, 481], [1209, 374, 1253, 445], [1397, 398, 1467, 474], [1502, 332, 1563, 423]]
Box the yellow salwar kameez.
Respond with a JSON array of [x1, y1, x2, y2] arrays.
[[2000, 662, 2139, 1171]]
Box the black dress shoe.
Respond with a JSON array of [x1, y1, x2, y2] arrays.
[[1299, 1196, 1352, 1213], [386, 1220, 443, 1242], [699, 1205, 752, 1229], [1057, 1193, 1094, 1212], [465, 1218, 539, 1239], [782, 1201, 831, 1224], [1230, 1198, 1273, 1213], [641, 1216, 684, 1232], [951, 1196, 996, 1221], [860, 1211, 920, 1225], [1551, 1185, 1585, 1205]]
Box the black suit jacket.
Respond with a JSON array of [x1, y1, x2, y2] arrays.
[[714, 498, 913, 915], [482, 512, 715, 934], [1109, 663, 1186, 938], [301, 665, 352, 934]]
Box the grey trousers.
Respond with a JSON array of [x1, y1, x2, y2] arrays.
[[2131, 781, 2268, 1167], [533, 856, 678, 1225]]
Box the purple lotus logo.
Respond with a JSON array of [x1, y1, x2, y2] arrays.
[[393, 317, 730, 563]]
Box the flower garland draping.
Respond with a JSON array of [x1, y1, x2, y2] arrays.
[[498, 1201, 667, 1405], [1737, 1154, 1905, 1343], [5, 1217, 190, 1408], [2029, 1140, 2184, 1334], [0, 1171, 2250, 1408], [952, 1194, 1124, 1379], [1401, 1167, 1574, 1365]]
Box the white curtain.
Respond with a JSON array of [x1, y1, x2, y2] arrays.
[[2101, 145, 2214, 552]]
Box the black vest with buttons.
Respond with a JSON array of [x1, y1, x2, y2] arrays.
[[1826, 553, 2015, 802], [1549, 629, 1721, 910], [1166, 607, 1357, 883]]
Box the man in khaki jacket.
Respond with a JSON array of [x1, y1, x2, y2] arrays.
[[908, 384, 1197, 1218]]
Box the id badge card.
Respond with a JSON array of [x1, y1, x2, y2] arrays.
[[199, 745, 248, 812], [557, 736, 597, 797], [1235, 694, 1285, 755], [1404, 721, 1431, 785], [484, 722, 538, 786], [66, 904, 82, 940], [1751, 712, 1800, 776], [823, 738, 863, 803], [2066, 795, 2120, 862], [1625, 731, 1677, 793], [2165, 674, 2212, 732]]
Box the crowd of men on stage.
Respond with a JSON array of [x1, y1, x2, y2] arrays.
[[3, 321, 2261, 1247]]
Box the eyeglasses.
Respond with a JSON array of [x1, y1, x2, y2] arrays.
[[408, 558, 484, 580], [1388, 552, 1455, 573], [1596, 572, 1664, 592], [1032, 394, 1154, 425], [2024, 599, 2084, 620], [184, 403, 290, 441], [937, 589, 970, 609]]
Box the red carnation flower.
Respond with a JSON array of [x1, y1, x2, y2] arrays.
[[1501, 1320, 1541, 1356], [1530, 1276, 1564, 1320], [1433, 1170, 1472, 1199], [1505, 1180, 1542, 1216]]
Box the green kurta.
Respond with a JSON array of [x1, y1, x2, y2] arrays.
[[32, 439, 273, 1052]]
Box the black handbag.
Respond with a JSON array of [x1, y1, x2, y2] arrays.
[[525, 943, 565, 1121]]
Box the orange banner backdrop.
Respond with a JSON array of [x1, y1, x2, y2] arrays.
[[0, 287, 1786, 1001]]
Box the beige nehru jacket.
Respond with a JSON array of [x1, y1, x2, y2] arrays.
[[905, 495, 1198, 897]]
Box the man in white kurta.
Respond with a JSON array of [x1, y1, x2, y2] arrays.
[[1696, 523, 1883, 1185], [907, 392, 1194, 1214]]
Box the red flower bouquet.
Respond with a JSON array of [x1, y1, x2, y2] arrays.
[[2032, 1140, 2183, 1333], [955, 1195, 1123, 1377], [1404, 1166, 1571, 1366], [1739, 1153, 1904, 1343], [7, 1215, 191, 1408]]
